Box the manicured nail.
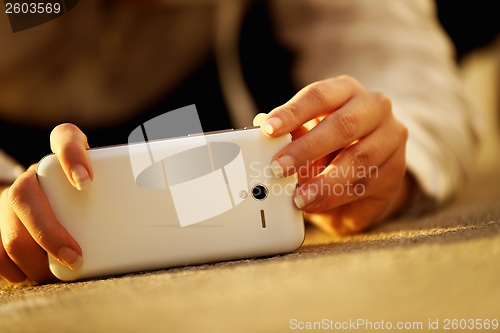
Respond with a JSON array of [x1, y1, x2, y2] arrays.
[[293, 194, 306, 209], [293, 187, 317, 209], [260, 117, 282, 135], [271, 155, 295, 178], [58, 247, 84, 271], [253, 113, 267, 126], [72, 164, 90, 190]]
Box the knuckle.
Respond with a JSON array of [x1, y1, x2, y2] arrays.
[[348, 148, 370, 170], [33, 227, 45, 245], [8, 180, 25, 209], [374, 92, 392, 111], [390, 120, 409, 145], [337, 75, 360, 88], [334, 113, 357, 142], [301, 137, 323, 156], [281, 103, 302, 125], [2, 233, 26, 259], [399, 123, 409, 142], [303, 82, 329, 107], [366, 92, 392, 118], [7, 175, 31, 209]]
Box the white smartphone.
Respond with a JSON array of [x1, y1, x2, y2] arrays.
[[37, 127, 305, 281]]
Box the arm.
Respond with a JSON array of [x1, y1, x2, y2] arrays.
[[255, 0, 479, 234]]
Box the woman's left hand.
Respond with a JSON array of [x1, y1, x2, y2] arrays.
[[254, 76, 412, 235]]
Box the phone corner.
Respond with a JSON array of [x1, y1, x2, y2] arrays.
[[36, 153, 57, 177]]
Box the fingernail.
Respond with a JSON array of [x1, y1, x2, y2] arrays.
[[293, 188, 317, 209], [293, 194, 306, 209], [253, 113, 267, 126], [72, 164, 90, 190], [260, 117, 282, 135], [58, 247, 84, 271], [271, 155, 295, 178]]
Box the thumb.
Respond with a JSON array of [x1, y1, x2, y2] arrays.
[[50, 123, 93, 190]]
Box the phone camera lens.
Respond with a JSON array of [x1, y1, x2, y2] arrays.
[[251, 184, 268, 201]]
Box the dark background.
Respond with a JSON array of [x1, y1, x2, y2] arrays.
[[435, 0, 499, 61], [0, 1, 498, 168]]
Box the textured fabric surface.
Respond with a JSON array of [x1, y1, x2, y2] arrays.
[[0, 141, 499, 332]]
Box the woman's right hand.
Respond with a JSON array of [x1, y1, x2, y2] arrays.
[[0, 123, 92, 284]]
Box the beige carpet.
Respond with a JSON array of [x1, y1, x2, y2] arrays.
[[1, 138, 499, 333]]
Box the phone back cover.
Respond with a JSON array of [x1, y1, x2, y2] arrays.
[[37, 128, 304, 280]]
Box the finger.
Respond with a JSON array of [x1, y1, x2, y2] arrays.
[[288, 121, 333, 185], [296, 143, 406, 213], [0, 207, 56, 283], [271, 91, 392, 178], [303, 175, 404, 236], [305, 194, 394, 236], [289, 117, 321, 141], [307, 117, 406, 191], [0, 236, 27, 283], [259, 76, 363, 137], [258, 112, 327, 182], [50, 123, 92, 190], [8, 165, 84, 272], [0, 190, 27, 283]]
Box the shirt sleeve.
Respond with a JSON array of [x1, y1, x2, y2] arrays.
[[269, 0, 481, 208], [0, 149, 25, 184]]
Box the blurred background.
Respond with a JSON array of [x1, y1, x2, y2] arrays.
[[435, 0, 499, 172], [0, 0, 498, 170]]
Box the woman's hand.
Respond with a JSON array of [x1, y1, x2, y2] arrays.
[[254, 76, 411, 235], [0, 124, 92, 283]]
